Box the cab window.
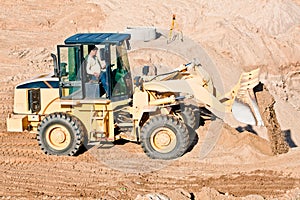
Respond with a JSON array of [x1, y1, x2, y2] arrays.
[[57, 45, 83, 99], [111, 42, 133, 98]]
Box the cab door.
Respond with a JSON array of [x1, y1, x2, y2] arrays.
[[57, 45, 84, 99], [109, 43, 134, 126], [110, 43, 133, 101]]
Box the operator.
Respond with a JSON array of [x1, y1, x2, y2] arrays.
[[86, 45, 107, 92]]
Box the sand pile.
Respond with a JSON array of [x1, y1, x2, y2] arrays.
[[192, 120, 273, 165], [195, 83, 291, 164]]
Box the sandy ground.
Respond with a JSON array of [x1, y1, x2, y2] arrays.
[[0, 0, 300, 199]]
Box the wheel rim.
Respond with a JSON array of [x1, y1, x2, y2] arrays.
[[45, 125, 71, 151], [150, 127, 177, 153]]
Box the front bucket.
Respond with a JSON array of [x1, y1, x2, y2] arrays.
[[231, 68, 264, 126], [232, 97, 264, 126], [232, 100, 256, 125]]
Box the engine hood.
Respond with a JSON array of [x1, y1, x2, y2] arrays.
[[16, 72, 59, 89]]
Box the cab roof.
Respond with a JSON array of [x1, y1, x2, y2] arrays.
[[64, 33, 131, 45]]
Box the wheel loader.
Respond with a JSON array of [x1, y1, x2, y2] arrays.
[[6, 33, 263, 159]]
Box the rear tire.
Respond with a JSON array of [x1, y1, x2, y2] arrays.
[[37, 113, 85, 156], [141, 115, 189, 160]]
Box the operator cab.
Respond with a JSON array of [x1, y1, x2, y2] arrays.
[[52, 33, 133, 101]]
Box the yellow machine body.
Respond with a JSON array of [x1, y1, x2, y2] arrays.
[[7, 33, 263, 159]]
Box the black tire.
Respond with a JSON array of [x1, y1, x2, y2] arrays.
[[37, 113, 86, 156], [174, 106, 197, 129], [174, 105, 201, 153], [141, 115, 189, 160]]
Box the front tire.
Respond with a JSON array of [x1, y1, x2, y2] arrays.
[[141, 115, 189, 160], [174, 106, 197, 129], [37, 113, 85, 156]]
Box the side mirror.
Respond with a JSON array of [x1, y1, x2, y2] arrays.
[[126, 40, 131, 50], [99, 48, 105, 61], [51, 53, 59, 77]]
